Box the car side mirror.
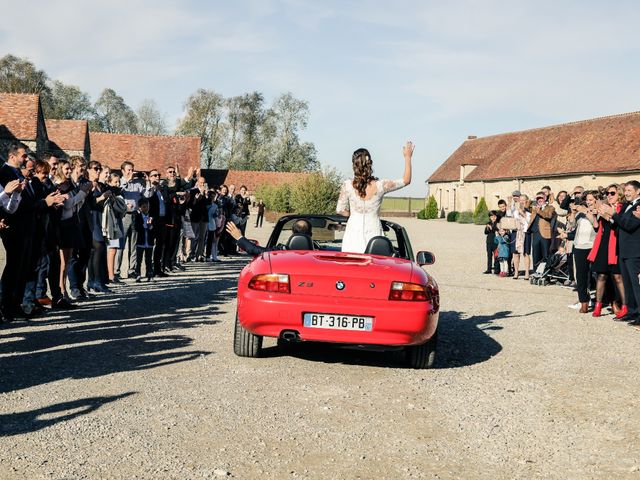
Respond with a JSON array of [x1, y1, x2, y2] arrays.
[[416, 251, 435, 266]]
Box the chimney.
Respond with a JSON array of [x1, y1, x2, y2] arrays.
[[467, 135, 477, 140]]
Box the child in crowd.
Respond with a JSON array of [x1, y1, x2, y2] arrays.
[[494, 227, 511, 277], [134, 198, 154, 282], [206, 192, 222, 262], [484, 210, 499, 274]]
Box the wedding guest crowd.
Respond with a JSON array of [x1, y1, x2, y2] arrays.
[[483, 181, 640, 324], [0, 142, 255, 323]]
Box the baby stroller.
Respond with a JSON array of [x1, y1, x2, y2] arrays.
[[529, 250, 571, 286]]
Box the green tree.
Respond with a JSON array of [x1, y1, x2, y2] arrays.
[[233, 91, 267, 170], [289, 168, 342, 214], [176, 89, 226, 168], [255, 183, 292, 213], [457, 211, 474, 224], [0, 54, 50, 96], [225, 95, 243, 167], [136, 99, 168, 135], [43, 80, 95, 120], [424, 195, 439, 219], [270, 92, 319, 172], [92, 88, 138, 134], [473, 197, 489, 225]]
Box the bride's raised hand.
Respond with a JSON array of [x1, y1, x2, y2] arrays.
[[403, 140, 415, 159]]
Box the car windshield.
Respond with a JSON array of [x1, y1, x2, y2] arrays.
[[270, 216, 409, 259]]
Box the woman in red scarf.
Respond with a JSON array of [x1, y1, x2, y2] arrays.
[[588, 184, 626, 317]]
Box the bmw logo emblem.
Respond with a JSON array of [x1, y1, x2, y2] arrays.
[[336, 281, 345, 290]]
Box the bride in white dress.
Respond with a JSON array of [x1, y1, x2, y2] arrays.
[[336, 141, 414, 253]]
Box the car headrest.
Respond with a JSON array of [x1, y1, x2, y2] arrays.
[[286, 233, 314, 251], [364, 235, 394, 257]]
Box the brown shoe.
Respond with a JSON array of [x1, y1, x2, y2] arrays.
[[36, 297, 52, 307], [579, 302, 589, 314]]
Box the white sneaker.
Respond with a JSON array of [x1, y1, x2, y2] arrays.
[[568, 302, 581, 310]]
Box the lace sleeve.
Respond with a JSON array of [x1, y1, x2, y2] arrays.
[[336, 181, 349, 213], [382, 179, 405, 194]]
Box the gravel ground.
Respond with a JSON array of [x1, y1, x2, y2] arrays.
[[1, 218, 639, 479]]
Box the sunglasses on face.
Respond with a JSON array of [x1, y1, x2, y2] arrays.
[[92, 167, 102, 171], [150, 173, 159, 177], [607, 191, 617, 196], [167, 170, 175, 174]]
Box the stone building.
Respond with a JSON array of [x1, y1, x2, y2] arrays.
[[427, 111, 640, 213], [0, 93, 48, 161], [46, 119, 91, 160], [89, 132, 201, 173]]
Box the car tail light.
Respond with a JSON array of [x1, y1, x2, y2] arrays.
[[389, 281, 428, 301], [248, 274, 290, 293]]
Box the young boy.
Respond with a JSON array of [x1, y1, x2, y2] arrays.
[[134, 198, 155, 282], [494, 227, 511, 277], [484, 210, 499, 274]]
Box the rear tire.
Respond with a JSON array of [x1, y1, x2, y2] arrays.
[[406, 330, 437, 369], [233, 313, 263, 357]]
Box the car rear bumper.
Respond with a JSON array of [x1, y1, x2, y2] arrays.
[[237, 291, 438, 346]]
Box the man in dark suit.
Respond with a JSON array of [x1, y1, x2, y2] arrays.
[[225, 219, 312, 256], [147, 169, 169, 276], [0, 149, 64, 318], [600, 180, 640, 323]]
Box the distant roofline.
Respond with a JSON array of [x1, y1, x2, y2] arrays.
[[90, 131, 200, 140], [467, 110, 640, 142], [427, 167, 640, 184], [0, 92, 39, 98]]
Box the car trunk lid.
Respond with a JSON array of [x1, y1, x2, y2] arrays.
[[267, 251, 414, 300]]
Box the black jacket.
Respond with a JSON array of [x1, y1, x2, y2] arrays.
[[149, 185, 169, 219], [134, 213, 155, 247], [612, 200, 640, 259]]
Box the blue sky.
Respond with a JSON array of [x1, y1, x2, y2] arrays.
[[2, 0, 639, 196]]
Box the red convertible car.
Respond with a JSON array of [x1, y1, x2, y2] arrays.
[[233, 215, 440, 368]]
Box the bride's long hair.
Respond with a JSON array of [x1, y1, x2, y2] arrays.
[[352, 148, 378, 198]]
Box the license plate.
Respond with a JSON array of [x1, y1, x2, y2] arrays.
[[303, 313, 373, 331]]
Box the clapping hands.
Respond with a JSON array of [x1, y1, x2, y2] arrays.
[[45, 191, 66, 208], [597, 203, 614, 218], [3, 179, 22, 194]]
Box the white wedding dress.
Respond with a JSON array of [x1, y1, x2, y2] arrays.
[[337, 178, 405, 253]]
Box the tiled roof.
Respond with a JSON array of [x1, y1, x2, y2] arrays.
[[223, 170, 311, 193], [428, 111, 640, 183], [46, 119, 89, 152], [0, 93, 41, 140], [89, 132, 201, 172]]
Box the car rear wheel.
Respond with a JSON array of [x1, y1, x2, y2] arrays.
[[233, 313, 263, 357], [405, 330, 437, 369]]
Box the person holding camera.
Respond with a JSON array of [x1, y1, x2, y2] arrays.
[[560, 186, 585, 211], [115, 161, 153, 279], [188, 176, 210, 262], [566, 192, 599, 313], [527, 192, 556, 267]]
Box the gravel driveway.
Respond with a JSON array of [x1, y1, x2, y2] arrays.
[[1, 218, 639, 479]]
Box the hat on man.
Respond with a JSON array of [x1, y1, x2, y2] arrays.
[[512, 190, 521, 197]]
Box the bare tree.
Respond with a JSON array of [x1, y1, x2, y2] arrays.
[[43, 80, 95, 120], [92, 88, 138, 134], [176, 89, 226, 168], [0, 54, 50, 96], [136, 99, 168, 135]]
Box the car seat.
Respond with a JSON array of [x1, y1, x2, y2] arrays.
[[286, 233, 314, 250], [364, 236, 394, 257]]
